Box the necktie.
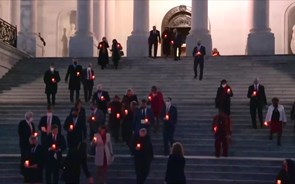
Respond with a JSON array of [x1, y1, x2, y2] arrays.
[[142, 109, 146, 117], [47, 116, 51, 134], [88, 70, 91, 80]]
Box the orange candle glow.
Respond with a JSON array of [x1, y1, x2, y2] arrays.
[[76, 72, 80, 77], [264, 121, 268, 127], [91, 116, 95, 121], [108, 108, 111, 114], [144, 118, 149, 123], [33, 132, 38, 137], [51, 144, 56, 150], [116, 113, 120, 119], [100, 96, 105, 101], [92, 75, 95, 80], [164, 34, 167, 38], [124, 109, 128, 115], [165, 114, 169, 120], [277, 180, 281, 184], [170, 40, 174, 45], [69, 124, 74, 131], [227, 88, 231, 93], [25, 160, 29, 167], [148, 96, 152, 101], [51, 78, 56, 83], [93, 137, 97, 142], [213, 126, 218, 133], [136, 143, 141, 150], [196, 51, 201, 56], [253, 91, 257, 96]]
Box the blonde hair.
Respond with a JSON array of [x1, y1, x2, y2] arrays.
[[171, 142, 184, 157]]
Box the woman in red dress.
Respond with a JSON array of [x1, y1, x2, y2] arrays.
[[148, 86, 164, 133]]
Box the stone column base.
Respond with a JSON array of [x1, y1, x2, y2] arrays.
[[247, 31, 275, 55], [186, 31, 212, 57], [69, 35, 94, 57], [17, 32, 36, 57], [127, 34, 148, 57]]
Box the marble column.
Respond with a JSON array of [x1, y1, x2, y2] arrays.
[[186, 0, 212, 56], [247, 0, 274, 55], [127, 0, 149, 57], [69, 0, 94, 57], [10, 0, 20, 27], [93, 0, 105, 41], [105, 0, 115, 41], [18, 0, 37, 56]]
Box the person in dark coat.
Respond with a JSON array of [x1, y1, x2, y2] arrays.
[[65, 59, 83, 102], [172, 28, 182, 61], [97, 37, 109, 70], [18, 111, 36, 175], [133, 99, 154, 135], [88, 103, 105, 141], [165, 142, 186, 184], [61, 142, 94, 184], [162, 27, 172, 58], [23, 135, 45, 184], [247, 78, 267, 129], [192, 40, 206, 80], [290, 101, 295, 132], [122, 88, 139, 108], [82, 63, 95, 103], [63, 107, 87, 150], [45, 125, 66, 184], [160, 97, 177, 155], [148, 26, 161, 58], [131, 128, 154, 184], [38, 105, 61, 146], [92, 84, 111, 116], [122, 101, 138, 146], [111, 39, 122, 69], [108, 95, 123, 142], [215, 79, 233, 116], [276, 159, 295, 184], [43, 63, 60, 105]]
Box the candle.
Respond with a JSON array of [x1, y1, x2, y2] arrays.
[[93, 137, 97, 142], [144, 118, 149, 123], [33, 132, 38, 137], [196, 51, 201, 56], [253, 91, 257, 96], [51, 144, 56, 150], [69, 124, 74, 131], [91, 116, 95, 121], [124, 109, 128, 115], [170, 40, 174, 45], [264, 121, 268, 127], [51, 78, 55, 83], [148, 96, 152, 101], [25, 160, 29, 167], [99, 44, 102, 48], [165, 114, 169, 120], [213, 126, 218, 133], [277, 180, 281, 184], [117, 44, 120, 48], [76, 72, 80, 77], [136, 143, 141, 150], [92, 75, 95, 80], [100, 96, 105, 101], [227, 88, 231, 93], [108, 108, 111, 114], [212, 53, 218, 56], [164, 34, 167, 38], [116, 113, 120, 119]]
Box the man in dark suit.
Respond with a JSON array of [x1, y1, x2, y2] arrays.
[[160, 97, 177, 155], [133, 99, 154, 135], [162, 27, 172, 58], [38, 106, 61, 146], [215, 79, 233, 116], [82, 63, 95, 103], [63, 108, 87, 150], [43, 63, 60, 105], [247, 78, 267, 129], [18, 111, 36, 175], [45, 125, 66, 184], [148, 26, 161, 58], [88, 102, 105, 141], [108, 95, 123, 142], [192, 40, 206, 80], [92, 84, 110, 116], [172, 29, 182, 61], [65, 59, 83, 102]]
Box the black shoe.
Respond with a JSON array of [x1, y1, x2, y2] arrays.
[[199, 77, 202, 81], [194, 75, 197, 79]]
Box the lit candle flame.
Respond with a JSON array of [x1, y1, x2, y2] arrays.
[[91, 116, 95, 121], [264, 121, 268, 127], [116, 113, 120, 119], [52, 144, 56, 150], [51, 78, 55, 83], [25, 160, 29, 167], [124, 109, 128, 115], [69, 124, 74, 130], [165, 114, 169, 120], [93, 137, 97, 142], [108, 108, 111, 114], [76, 72, 80, 76], [277, 180, 281, 184], [136, 143, 141, 149], [100, 96, 105, 101]]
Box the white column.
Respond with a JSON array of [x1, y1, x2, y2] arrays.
[[105, 0, 115, 40], [247, 0, 274, 55], [186, 0, 212, 56], [93, 0, 105, 41], [127, 0, 149, 57], [18, 0, 37, 56], [69, 0, 94, 57], [10, 0, 20, 27]]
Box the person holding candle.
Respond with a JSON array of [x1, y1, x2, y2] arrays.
[[162, 27, 172, 58], [276, 159, 295, 184], [131, 128, 154, 184], [160, 97, 178, 155], [92, 125, 114, 184], [247, 78, 267, 129], [82, 63, 95, 103], [97, 37, 109, 70], [165, 142, 186, 184], [111, 39, 122, 70], [290, 101, 295, 132], [43, 63, 60, 105], [215, 79, 233, 116], [92, 84, 111, 117], [88, 102, 105, 142], [265, 97, 287, 146], [108, 95, 122, 142], [211, 48, 220, 56], [23, 135, 45, 184], [133, 99, 154, 136], [148, 26, 161, 58], [45, 124, 66, 184], [192, 40, 206, 80], [122, 88, 139, 108], [172, 28, 182, 61], [148, 86, 164, 133], [65, 59, 83, 103], [18, 111, 36, 176], [122, 101, 138, 147], [212, 109, 232, 157]]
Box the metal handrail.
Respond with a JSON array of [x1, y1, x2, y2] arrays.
[[0, 18, 17, 48]]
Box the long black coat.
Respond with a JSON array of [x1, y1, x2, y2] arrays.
[[247, 84, 267, 106], [193, 45, 206, 62], [18, 120, 35, 154], [165, 154, 186, 184], [38, 115, 61, 146], [43, 70, 61, 94], [215, 86, 233, 115], [65, 64, 83, 90], [45, 134, 66, 167], [92, 91, 111, 114], [98, 41, 109, 65]]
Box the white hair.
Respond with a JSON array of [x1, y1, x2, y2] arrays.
[[25, 111, 33, 120]]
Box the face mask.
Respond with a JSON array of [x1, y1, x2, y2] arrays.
[[50, 67, 54, 72], [222, 84, 226, 88]]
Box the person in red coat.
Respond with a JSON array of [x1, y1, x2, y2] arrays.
[[148, 86, 164, 133]]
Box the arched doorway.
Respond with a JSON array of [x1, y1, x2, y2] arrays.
[[161, 5, 191, 56], [284, 3, 295, 54]]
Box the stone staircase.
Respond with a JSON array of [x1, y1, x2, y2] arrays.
[[0, 56, 295, 183]]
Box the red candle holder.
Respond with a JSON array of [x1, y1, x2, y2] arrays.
[[51, 144, 56, 150], [108, 108, 111, 114], [69, 124, 74, 131], [91, 116, 95, 121], [25, 160, 30, 167], [165, 114, 169, 120], [92, 75, 95, 80], [51, 78, 56, 83], [124, 109, 128, 115], [100, 96, 105, 101], [116, 113, 120, 119], [136, 143, 141, 150], [76, 72, 80, 77], [264, 121, 268, 127]]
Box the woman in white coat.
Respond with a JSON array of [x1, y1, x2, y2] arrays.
[[92, 125, 114, 184]]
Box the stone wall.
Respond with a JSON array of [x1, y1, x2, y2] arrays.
[[0, 41, 30, 79]]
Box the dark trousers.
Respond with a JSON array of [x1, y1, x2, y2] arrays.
[[163, 124, 175, 155], [162, 42, 170, 57], [46, 162, 59, 184], [215, 135, 228, 157], [194, 60, 204, 80], [70, 89, 80, 102], [149, 42, 158, 58], [83, 83, 93, 102], [250, 103, 263, 128], [110, 120, 120, 142], [135, 162, 150, 184], [270, 132, 282, 146], [46, 93, 56, 105], [122, 122, 132, 145], [20, 146, 29, 175], [173, 46, 181, 60]]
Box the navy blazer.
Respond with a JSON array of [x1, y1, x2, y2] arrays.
[[193, 45, 206, 62], [92, 90, 111, 114], [18, 120, 35, 151], [160, 105, 178, 126], [43, 70, 61, 94], [65, 64, 83, 90], [247, 84, 267, 106], [133, 107, 154, 135], [38, 115, 61, 146]]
